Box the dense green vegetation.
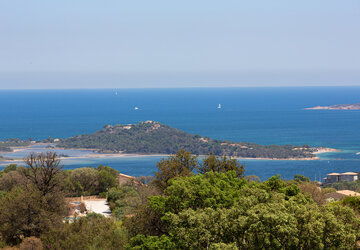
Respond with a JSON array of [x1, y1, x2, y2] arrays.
[[0, 138, 31, 152], [324, 179, 360, 192], [1, 151, 359, 249], [57, 121, 316, 159]]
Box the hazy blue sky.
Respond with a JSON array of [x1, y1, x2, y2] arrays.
[[0, 0, 359, 89]]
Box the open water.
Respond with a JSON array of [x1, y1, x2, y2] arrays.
[[0, 87, 360, 181]]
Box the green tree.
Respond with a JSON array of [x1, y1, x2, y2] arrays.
[[153, 150, 198, 191], [294, 174, 310, 182], [0, 164, 18, 177], [265, 174, 286, 191], [68, 167, 99, 196], [0, 187, 64, 245], [198, 153, 245, 178], [125, 235, 175, 250], [97, 165, 119, 193], [0, 153, 65, 246], [130, 172, 360, 249], [42, 215, 128, 250]]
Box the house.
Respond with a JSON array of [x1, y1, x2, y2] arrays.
[[118, 173, 136, 185], [339, 172, 359, 182], [323, 172, 358, 184]]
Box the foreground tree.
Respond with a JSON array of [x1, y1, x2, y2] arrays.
[[97, 165, 119, 193], [198, 152, 245, 178], [21, 152, 63, 196], [67, 167, 99, 196], [0, 152, 65, 246], [42, 214, 128, 250], [153, 150, 198, 191], [129, 172, 360, 249], [0, 187, 64, 245]]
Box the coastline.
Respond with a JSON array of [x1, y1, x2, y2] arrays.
[[0, 145, 342, 164]]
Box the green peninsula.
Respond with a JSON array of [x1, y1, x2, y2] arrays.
[[57, 121, 318, 159], [0, 139, 31, 152]]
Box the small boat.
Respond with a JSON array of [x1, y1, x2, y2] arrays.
[[356, 152, 360, 155], [217, 104, 221, 109], [134, 106, 139, 110]]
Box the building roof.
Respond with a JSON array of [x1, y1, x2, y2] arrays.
[[327, 172, 358, 176], [340, 172, 358, 175], [119, 173, 135, 179], [328, 173, 340, 176]]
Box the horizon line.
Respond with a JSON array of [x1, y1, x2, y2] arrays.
[[1, 85, 360, 91]]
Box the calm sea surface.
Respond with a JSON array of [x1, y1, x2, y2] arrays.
[[1, 87, 360, 181]]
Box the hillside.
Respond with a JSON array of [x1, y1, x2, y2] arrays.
[[0, 139, 31, 152], [57, 121, 317, 159]]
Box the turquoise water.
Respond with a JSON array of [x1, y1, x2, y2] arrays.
[[0, 87, 359, 181]]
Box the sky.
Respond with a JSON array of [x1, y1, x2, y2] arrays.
[[0, 0, 359, 89]]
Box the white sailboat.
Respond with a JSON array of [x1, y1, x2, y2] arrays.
[[217, 104, 221, 109], [134, 106, 139, 110]]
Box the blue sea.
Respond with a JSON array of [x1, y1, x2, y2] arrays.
[[1, 87, 360, 181]]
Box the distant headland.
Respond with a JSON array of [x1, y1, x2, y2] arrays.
[[305, 103, 360, 110], [0, 121, 341, 161]]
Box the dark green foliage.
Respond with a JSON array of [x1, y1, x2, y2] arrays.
[[0, 187, 65, 245], [2, 151, 360, 249], [107, 186, 141, 219], [129, 172, 360, 249], [153, 150, 198, 190], [294, 174, 310, 182], [0, 153, 66, 246], [42, 215, 128, 250], [125, 235, 175, 250], [0, 167, 26, 191], [265, 174, 286, 191], [0, 164, 18, 176], [198, 153, 245, 178], [324, 179, 360, 192], [97, 164, 119, 193], [150, 171, 247, 214], [63, 165, 119, 196], [57, 121, 316, 159], [66, 167, 99, 195], [339, 196, 360, 213], [0, 139, 31, 152]]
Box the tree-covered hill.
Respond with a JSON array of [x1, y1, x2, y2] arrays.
[[57, 121, 316, 159], [0, 139, 31, 152]]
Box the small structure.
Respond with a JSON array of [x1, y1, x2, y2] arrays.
[[323, 172, 358, 184], [118, 173, 136, 185]]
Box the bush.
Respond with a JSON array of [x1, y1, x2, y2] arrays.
[[19, 237, 43, 250]]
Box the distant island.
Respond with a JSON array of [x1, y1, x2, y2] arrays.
[[48, 121, 329, 160], [305, 103, 360, 110], [0, 121, 339, 160]]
